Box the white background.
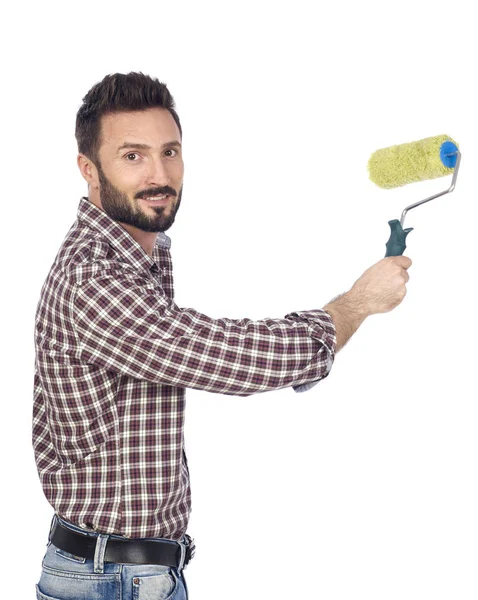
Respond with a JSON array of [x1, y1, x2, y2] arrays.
[[1, 0, 477, 598]]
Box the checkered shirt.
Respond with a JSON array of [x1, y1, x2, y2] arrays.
[[32, 197, 336, 542]]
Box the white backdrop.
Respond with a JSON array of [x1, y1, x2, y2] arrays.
[[1, 0, 477, 598]]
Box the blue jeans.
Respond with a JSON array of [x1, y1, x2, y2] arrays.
[[36, 515, 190, 600]]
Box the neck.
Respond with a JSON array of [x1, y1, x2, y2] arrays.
[[120, 223, 158, 257]]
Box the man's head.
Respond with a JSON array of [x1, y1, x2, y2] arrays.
[[76, 72, 183, 234]]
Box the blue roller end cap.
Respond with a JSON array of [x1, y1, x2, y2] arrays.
[[440, 141, 458, 168]]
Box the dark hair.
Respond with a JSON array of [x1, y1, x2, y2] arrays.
[[75, 71, 182, 168]]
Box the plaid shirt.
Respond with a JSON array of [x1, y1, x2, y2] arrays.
[[32, 197, 336, 541]]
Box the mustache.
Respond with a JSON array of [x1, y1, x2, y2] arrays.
[[136, 186, 177, 199]]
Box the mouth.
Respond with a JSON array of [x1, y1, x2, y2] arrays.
[[141, 194, 172, 206]]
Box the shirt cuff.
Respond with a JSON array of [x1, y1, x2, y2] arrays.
[[286, 309, 336, 393]]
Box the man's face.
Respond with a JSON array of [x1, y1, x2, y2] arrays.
[[94, 107, 184, 232]]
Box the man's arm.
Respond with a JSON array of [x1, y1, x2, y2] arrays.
[[323, 255, 412, 352], [293, 255, 412, 393], [72, 272, 336, 397], [322, 293, 368, 352], [72, 256, 411, 397]]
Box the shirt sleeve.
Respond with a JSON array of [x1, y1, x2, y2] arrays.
[[73, 271, 336, 397]]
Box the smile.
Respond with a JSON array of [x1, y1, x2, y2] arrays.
[[142, 195, 171, 205]]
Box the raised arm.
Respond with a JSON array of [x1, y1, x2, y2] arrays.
[[73, 271, 336, 397]]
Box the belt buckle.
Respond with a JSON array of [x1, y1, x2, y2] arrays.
[[179, 534, 195, 570], [177, 540, 186, 571]]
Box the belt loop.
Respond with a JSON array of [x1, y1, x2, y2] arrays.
[[94, 534, 109, 574], [48, 514, 58, 542]]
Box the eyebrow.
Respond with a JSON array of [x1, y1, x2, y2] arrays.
[[116, 141, 182, 154]]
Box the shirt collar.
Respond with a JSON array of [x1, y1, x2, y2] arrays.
[[77, 197, 171, 273]]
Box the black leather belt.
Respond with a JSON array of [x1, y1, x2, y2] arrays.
[[50, 519, 193, 568]]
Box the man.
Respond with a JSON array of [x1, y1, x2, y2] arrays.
[[33, 71, 411, 600]]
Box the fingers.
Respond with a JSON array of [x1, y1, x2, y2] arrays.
[[393, 255, 412, 269], [396, 256, 411, 283]]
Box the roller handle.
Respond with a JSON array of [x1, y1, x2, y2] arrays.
[[385, 219, 413, 257]]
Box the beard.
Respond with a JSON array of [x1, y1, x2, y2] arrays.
[[96, 162, 182, 233]]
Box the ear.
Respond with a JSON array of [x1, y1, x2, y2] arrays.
[[77, 154, 100, 190]]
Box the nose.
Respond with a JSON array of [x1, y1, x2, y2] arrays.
[[146, 156, 171, 187]]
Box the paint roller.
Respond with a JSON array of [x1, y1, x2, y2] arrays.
[[293, 134, 461, 393], [368, 134, 461, 256]]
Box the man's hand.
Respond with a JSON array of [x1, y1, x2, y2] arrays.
[[323, 256, 412, 351], [349, 256, 412, 316]]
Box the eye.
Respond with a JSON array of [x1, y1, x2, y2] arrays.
[[125, 152, 140, 161], [164, 148, 178, 157]]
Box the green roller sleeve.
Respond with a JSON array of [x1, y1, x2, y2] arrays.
[[368, 134, 458, 189], [369, 134, 460, 258], [385, 220, 413, 257]]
